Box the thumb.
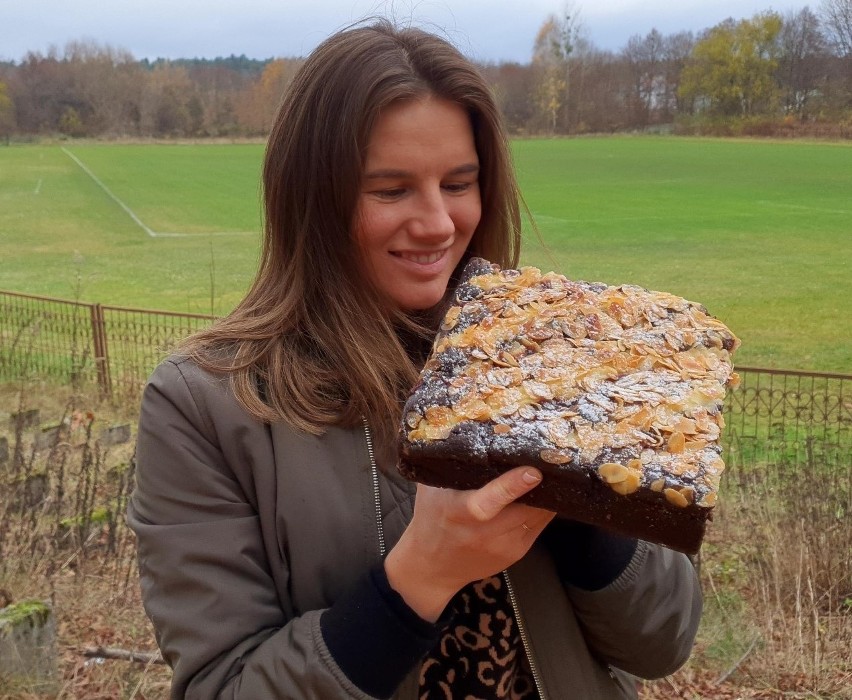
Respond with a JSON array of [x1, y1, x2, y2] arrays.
[[469, 467, 543, 522]]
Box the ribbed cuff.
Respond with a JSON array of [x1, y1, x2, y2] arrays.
[[320, 564, 445, 698], [542, 518, 639, 591]]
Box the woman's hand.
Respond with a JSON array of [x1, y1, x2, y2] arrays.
[[384, 466, 555, 622]]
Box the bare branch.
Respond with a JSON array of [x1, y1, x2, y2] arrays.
[[82, 645, 165, 665]]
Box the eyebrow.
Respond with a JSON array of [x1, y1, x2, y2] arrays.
[[364, 163, 480, 180]]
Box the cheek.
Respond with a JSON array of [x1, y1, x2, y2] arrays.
[[355, 205, 393, 250], [353, 209, 395, 286], [459, 199, 482, 240]]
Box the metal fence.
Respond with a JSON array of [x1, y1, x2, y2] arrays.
[[0, 290, 214, 398], [1, 290, 850, 452], [722, 366, 850, 468], [724, 367, 850, 446]]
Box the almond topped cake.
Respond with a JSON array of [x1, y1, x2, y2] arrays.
[[398, 258, 741, 554]]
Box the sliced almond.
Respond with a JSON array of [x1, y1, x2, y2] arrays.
[[698, 491, 717, 508], [650, 478, 666, 492], [493, 423, 512, 435], [405, 411, 421, 429], [598, 462, 630, 484], [540, 448, 572, 465], [664, 487, 689, 508], [522, 379, 553, 401], [455, 397, 492, 421], [496, 350, 520, 367], [611, 470, 641, 495], [548, 420, 576, 449], [424, 406, 454, 426], [625, 406, 654, 430], [423, 424, 454, 440], [519, 336, 542, 352], [440, 306, 461, 331], [668, 431, 686, 453]]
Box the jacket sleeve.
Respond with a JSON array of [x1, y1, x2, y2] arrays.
[[127, 360, 438, 699], [563, 537, 702, 679]]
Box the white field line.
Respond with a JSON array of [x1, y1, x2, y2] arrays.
[[34, 178, 43, 195], [61, 147, 255, 238]]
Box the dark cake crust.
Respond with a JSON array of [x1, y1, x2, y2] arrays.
[[398, 259, 740, 554]]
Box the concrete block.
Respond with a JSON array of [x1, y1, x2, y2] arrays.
[[34, 425, 61, 451], [11, 473, 49, 511], [0, 600, 58, 693], [8, 409, 40, 432], [99, 424, 131, 446]]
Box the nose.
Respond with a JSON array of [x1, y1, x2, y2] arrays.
[[409, 188, 455, 240]]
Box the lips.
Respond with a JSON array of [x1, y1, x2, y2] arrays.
[[392, 249, 448, 265]]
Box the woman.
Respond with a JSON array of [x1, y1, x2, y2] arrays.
[[129, 21, 702, 700]]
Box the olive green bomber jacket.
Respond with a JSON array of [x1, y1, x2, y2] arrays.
[[128, 357, 703, 699]]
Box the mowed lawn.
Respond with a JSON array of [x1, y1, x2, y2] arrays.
[[0, 138, 849, 372]]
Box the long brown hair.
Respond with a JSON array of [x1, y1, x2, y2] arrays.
[[182, 20, 523, 437]]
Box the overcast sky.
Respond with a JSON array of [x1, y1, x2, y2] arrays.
[[2, 0, 814, 64]]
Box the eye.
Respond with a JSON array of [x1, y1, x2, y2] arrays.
[[442, 182, 474, 194], [371, 187, 406, 200]]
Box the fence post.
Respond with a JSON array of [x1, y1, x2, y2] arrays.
[[90, 304, 111, 397]]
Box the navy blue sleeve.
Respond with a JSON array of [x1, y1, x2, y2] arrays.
[[541, 518, 639, 591], [320, 563, 447, 699]]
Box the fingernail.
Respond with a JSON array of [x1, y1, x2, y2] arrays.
[[522, 469, 541, 485]]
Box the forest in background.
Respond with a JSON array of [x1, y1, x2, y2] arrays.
[[0, 2, 851, 140]]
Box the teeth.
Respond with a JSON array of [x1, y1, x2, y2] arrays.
[[399, 250, 445, 265]]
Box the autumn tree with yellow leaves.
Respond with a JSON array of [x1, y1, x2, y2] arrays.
[[679, 13, 784, 117]]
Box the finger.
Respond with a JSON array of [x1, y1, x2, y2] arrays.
[[468, 467, 543, 522]]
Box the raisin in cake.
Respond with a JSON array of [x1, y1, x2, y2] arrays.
[[398, 258, 740, 554]]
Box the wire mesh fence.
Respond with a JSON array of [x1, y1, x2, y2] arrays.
[[1, 290, 850, 456], [0, 290, 214, 399], [723, 367, 851, 467]]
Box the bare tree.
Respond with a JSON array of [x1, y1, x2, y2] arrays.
[[0, 80, 15, 141], [235, 58, 302, 135], [622, 29, 665, 127], [10, 48, 75, 133], [819, 0, 852, 55], [661, 32, 696, 118], [480, 61, 535, 134], [189, 63, 257, 136], [777, 7, 828, 117], [581, 50, 625, 132], [63, 40, 142, 136], [138, 63, 193, 136]]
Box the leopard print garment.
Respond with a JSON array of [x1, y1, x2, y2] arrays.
[[418, 574, 539, 700]]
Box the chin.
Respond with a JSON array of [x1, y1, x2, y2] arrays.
[[400, 299, 441, 312], [397, 291, 447, 311], [389, 280, 450, 311]]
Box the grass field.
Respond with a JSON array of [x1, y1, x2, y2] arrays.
[[1, 137, 850, 372]]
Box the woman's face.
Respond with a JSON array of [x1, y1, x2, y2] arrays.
[[354, 96, 482, 310]]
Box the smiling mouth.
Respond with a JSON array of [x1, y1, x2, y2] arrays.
[[392, 249, 447, 265]]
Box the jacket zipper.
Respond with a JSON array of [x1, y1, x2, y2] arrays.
[[362, 418, 386, 557], [504, 569, 548, 700]]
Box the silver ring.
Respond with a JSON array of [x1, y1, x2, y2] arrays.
[[521, 522, 531, 532]]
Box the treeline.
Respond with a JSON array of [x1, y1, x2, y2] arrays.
[[1, 3, 851, 140]]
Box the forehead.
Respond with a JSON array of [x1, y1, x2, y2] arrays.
[[364, 96, 477, 168]]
